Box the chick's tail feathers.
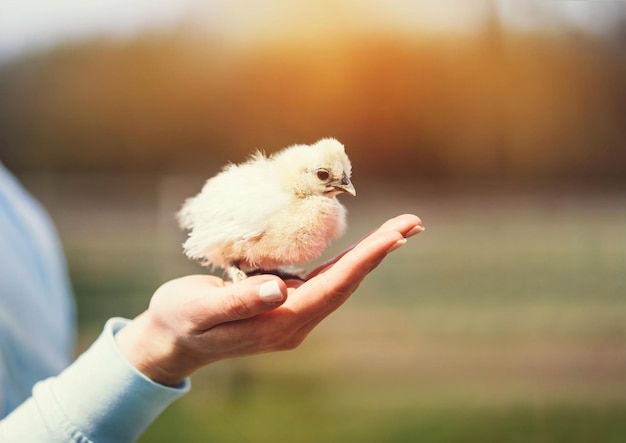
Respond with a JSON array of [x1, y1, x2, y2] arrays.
[[176, 196, 197, 230]]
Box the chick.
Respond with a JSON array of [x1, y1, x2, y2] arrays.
[[177, 138, 356, 282]]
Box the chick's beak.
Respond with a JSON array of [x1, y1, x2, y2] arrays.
[[331, 172, 356, 196]]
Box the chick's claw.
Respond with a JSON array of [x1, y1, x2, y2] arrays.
[[227, 266, 248, 283]]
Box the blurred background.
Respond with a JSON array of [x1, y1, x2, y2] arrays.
[[1, 1, 625, 441]]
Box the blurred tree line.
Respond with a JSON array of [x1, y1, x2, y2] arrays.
[[0, 26, 625, 188]]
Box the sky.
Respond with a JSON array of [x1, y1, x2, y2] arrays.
[[1, 1, 625, 62]]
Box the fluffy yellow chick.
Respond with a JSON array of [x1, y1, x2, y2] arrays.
[[177, 138, 356, 282]]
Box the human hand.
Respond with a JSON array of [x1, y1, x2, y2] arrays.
[[115, 214, 424, 386]]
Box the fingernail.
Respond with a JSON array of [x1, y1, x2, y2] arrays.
[[405, 225, 425, 238], [387, 238, 407, 253], [258, 280, 285, 303]]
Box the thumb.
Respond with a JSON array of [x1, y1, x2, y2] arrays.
[[194, 276, 287, 330]]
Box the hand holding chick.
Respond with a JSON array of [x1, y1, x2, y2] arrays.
[[117, 214, 424, 386], [177, 138, 355, 281]]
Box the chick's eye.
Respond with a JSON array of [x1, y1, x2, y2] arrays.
[[316, 169, 330, 181]]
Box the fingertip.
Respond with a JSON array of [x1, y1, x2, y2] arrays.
[[400, 214, 424, 230], [258, 279, 286, 303], [386, 237, 408, 253], [405, 224, 425, 238], [379, 214, 424, 238], [400, 213, 422, 222]]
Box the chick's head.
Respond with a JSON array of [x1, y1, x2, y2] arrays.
[[273, 138, 355, 199]]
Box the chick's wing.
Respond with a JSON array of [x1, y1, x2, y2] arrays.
[[191, 160, 291, 246]]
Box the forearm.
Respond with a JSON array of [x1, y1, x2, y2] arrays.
[[0, 318, 189, 443]]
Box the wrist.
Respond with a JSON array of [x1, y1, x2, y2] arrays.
[[115, 312, 189, 387]]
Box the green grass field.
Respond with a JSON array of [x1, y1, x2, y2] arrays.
[[39, 177, 625, 443]]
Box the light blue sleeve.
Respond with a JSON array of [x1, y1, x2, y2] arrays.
[[0, 317, 190, 443], [0, 162, 76, 415]]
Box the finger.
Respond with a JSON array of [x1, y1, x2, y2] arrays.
[[284, 228, 405, 322], [307, 213, 424, 279], [189, 275, 287, 331], [290, 214, 423, 324], [269, 229, 405, 349], [377, 213, 424, 237], [285, 217, 425, 343]]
